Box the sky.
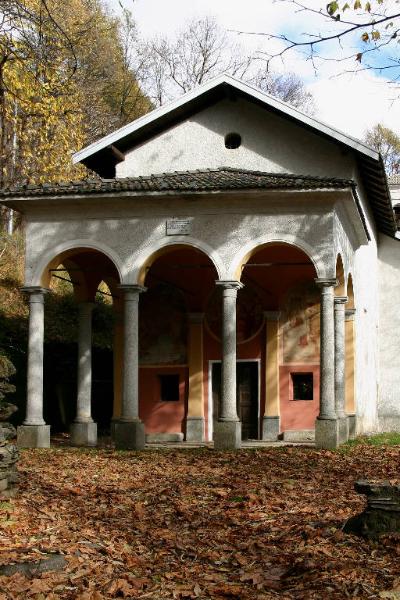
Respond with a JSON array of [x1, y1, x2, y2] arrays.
[[104, 0, 400, 141]]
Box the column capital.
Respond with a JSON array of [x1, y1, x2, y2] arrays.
[[215, 280, 244, 291], [118, 284, 147, 295], [21, 286, 50, 296], [264, 311, 280, 322], [188, 312, 204, 324], [315, 278, 338, 289], [345, 308, 356, 321], [334, 296, 348, 306]]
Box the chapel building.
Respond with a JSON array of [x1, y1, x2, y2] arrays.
[[1, 75, 399, 450]]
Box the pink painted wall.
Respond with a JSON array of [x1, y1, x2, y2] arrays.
[[279, 365, 320, 431], [139, 367, 187, 434]]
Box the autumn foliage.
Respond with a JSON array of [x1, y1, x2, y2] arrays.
[[0, 443, 399, 599]]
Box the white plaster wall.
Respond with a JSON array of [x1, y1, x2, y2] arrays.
[[23, 194, 336, 288], [377, 233, 400, 430], [117, 98, 355, 179], [334, 208, 379, 432]]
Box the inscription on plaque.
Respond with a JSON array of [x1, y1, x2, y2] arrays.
[[166, 218, 192, 235]]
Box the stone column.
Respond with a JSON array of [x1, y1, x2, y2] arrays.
[[315, 278, 338, 449], [334, 296, 348, 444], [114, 285, 146, 450], [345, 308, 356, 438], [186, 313, 205, 442], [214, 281, 243, 450], [71, 302, 97, 446], [262, 311, 280, 440], [17, 287, 50, 448]]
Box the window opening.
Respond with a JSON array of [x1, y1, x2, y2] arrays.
[[224, 132, 241, 149], [159, 374, 180, 401], [291, 373, 313, 401]]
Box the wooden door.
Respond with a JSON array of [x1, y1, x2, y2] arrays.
[[212, 362, 259, 440]]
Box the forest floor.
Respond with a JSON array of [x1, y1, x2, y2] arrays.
[[0, 439, 399, 599]]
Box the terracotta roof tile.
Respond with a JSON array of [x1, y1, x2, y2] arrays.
[[0, 168, 354, 198]]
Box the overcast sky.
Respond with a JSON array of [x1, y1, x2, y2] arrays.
[[104, 0, 400, 140]]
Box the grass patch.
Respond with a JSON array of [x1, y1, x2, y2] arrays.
[[344, 432, 400, 448]]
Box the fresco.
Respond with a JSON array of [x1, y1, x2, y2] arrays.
[[139, 283, 187, 365], [205, 284, 264, 343], [281, 282, 320, 364]]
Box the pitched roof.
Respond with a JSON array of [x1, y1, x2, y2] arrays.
[[69, 74, 396, 237], [73, 74, 380, 170], [0, 168, 354, 198]]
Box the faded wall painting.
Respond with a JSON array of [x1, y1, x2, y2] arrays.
[[139, 283, 187, 365], [281, 282, 320, 364]]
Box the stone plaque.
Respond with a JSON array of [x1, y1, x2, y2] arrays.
[[166, 218, 192, 235]]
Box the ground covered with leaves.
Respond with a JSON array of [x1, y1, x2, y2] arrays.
[[0, 444, 399, 599]]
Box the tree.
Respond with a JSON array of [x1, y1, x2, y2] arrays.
[[0, 0, 151, 232], [238, 0, 400, 81], [137, 16, 315, 114], [365, 124, 400, 174], [0, 355, 16, 402], [250, 71, 315, 113]]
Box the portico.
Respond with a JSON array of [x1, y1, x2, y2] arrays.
[[0, 74, 395, 449]]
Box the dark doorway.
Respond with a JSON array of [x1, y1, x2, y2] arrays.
[[212, 361, 259, 440]]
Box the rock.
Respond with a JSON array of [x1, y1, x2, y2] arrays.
[[0, 553, 67, 576], [0, 404, 18, 421], [0, 423, 17, 441], [344, 480, 400, 539]]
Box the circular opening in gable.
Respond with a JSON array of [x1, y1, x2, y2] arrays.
[[224, 132, 241, 149]]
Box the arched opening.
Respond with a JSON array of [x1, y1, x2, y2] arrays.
[[39, 248, 121, 439], [138, 245, 218, 442], [335, 254, 345, 297], [238, 242, 319, 438]]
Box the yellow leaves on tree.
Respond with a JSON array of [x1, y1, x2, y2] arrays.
[[0, 0, 151, 187]]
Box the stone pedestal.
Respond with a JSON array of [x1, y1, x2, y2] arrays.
[[214, 421, 241, 450], [338, 417, 349, 445], [114, 420, 145, 450], [347, 414, 356, 439], [70, 422, 97, 447], [315, 418, 338, 450], [17, 425, 50, 448], [262, 416, 280, 441], [344, 480, 400, 539], [186, 417, 205, 442]]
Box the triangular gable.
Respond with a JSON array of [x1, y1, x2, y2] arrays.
[[72, 74, 395, 236]]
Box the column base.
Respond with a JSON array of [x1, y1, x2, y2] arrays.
[[17, 425, 50, 448], [315, 417, 339, 449], [114, 420, 145, 450], [110, 418, 120, 440], [185, 417, 205, 442], [262, 416, 280, 441], [214, 420, 241, 450], [347, 414, 356, 439], [338, 416, 349, 444], [70, 422, 97, 447]]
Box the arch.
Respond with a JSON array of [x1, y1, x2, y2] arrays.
[[335, 254, 346, 296], [132, 237, 226, 286], [30, 239, 123, 288], [347, 273, 355, 309], [228, 234, 326, 281]]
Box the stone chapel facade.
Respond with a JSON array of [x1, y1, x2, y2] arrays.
[[1, 74, 399, 450]]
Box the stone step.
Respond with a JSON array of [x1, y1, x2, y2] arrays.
[[282, 430, 315, 442]]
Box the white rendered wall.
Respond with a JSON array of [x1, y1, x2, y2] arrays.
[[334, 208, 379, 433], [378, 233, 400, 431], [117, 98, 354, 179]]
